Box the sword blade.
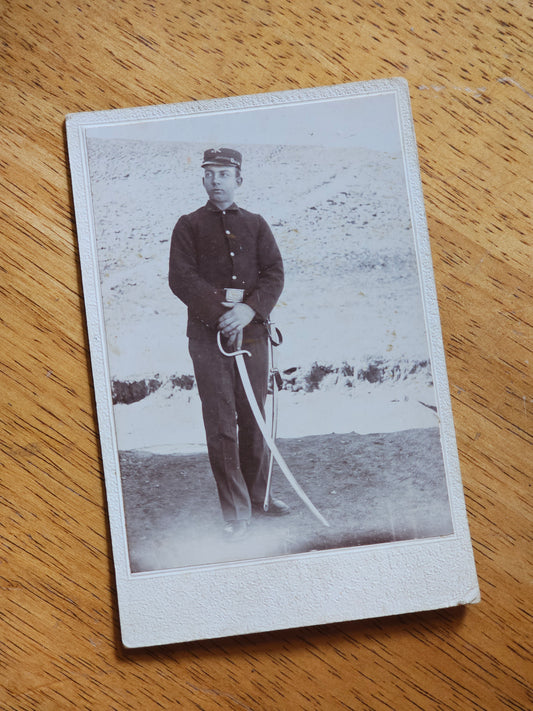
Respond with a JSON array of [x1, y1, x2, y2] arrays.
[[235, 354, 329, 527]]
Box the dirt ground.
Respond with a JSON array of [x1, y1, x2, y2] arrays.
[[118, 427, 453, 573]]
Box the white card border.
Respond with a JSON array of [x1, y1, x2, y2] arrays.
[[66, 78, 479, 648]]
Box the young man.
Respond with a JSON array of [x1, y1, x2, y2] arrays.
[[169, 148, 289, 539]]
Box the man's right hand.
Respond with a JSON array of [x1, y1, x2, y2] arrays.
[[218, 302, 255, 351]]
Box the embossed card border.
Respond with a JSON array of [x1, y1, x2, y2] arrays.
[[66, 78, 479, 648]]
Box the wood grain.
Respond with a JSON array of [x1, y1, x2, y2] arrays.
[[1, 1, 531, 709]]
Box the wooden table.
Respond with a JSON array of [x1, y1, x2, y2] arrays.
[[2, 1, 531, 708]]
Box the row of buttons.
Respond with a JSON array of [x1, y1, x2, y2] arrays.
[[222, 214, 239, 282]]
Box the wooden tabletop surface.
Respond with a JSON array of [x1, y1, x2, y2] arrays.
[[1, 1, 531, 709]]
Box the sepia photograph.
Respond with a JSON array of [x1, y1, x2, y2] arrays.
[[67, 79, 477, 646]]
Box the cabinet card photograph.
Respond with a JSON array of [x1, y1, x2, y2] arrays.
[[67, 79, 479, 647]]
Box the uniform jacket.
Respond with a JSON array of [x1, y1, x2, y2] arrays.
[[169, 201, 284, 339]]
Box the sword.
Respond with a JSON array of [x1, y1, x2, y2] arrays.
[[217, 331, 329, 527]]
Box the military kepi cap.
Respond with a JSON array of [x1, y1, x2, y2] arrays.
[[202, 147, 242, 170]]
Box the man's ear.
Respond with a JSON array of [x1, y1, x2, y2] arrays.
[[236, 175, 243, 187]]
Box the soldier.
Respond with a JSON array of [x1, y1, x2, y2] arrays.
[[169, 148, 289, 539]]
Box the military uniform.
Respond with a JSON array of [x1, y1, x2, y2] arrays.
[[169, 152, 284, 524]]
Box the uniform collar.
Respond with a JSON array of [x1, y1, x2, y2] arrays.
[[206, 200, 240, 213]]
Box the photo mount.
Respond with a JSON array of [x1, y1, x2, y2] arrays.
[[66, 78, 479, 648]]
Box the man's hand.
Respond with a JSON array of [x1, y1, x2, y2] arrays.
[[218, 302, 255, 350]]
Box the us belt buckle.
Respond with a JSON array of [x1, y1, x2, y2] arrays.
[[225, 288, 244, 303]]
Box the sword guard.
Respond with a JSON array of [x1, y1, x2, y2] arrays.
[[217, 331, 251, 359]]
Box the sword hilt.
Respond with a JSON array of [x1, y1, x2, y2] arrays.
[[216, 331, 251, 359]]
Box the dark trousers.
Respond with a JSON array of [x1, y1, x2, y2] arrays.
[[189, 332, 269, 522]]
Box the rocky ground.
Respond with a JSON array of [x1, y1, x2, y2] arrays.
[[119, 427, 453, 573]]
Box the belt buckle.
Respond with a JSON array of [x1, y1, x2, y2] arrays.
[[224, 288, 244, 303]]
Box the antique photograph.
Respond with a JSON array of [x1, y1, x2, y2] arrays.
[[83, 90, 453, 571], [67, 80, 477, 646]]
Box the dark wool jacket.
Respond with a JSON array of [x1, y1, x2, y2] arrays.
[[169, 201, 284, 339]]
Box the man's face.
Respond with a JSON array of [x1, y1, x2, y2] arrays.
[[203, 165, 242, 206]]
